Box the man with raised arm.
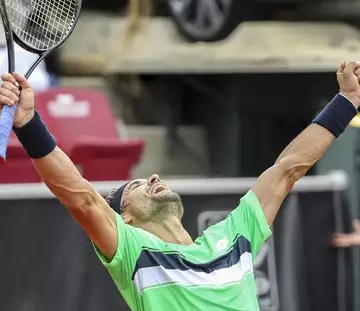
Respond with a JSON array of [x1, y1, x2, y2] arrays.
[[1, 61, 360, 311]]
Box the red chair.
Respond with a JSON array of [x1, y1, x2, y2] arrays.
[[0, 132, 41, 183], [35, 87, 144, 181]]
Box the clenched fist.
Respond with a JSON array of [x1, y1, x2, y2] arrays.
[[337, 61, 360, 108], [0, 72, 35, 128]]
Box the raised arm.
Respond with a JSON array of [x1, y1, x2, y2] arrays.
[[33, 147, 118, 258], [0, 72, 117, 258], [251, 61, 360, 226]]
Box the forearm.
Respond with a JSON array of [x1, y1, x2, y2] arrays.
[[33, 146, 95, 209], [252, 93, 358, 225], [1, 73, 118, 258], [13, 111, 96, 209], [31, 138, 117, 257], [21, 122, 118, 257], [276, 93, 358, 181], [274, 123, 335, 182]]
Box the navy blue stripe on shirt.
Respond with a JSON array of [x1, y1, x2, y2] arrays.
[[131, 235, 251, 280]]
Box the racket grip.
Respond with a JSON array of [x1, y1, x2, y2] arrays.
[[0, 104, 17, 162]]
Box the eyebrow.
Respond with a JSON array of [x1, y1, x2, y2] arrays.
[[128, 180, 144, 190]]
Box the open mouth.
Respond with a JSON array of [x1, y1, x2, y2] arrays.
[[150, 184, 168, 195]]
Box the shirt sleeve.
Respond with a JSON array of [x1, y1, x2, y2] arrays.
[[93, 212, 143, 291], [228, 190, 272, 258]]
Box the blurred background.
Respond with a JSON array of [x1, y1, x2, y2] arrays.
[[1, 0, 360, 310]]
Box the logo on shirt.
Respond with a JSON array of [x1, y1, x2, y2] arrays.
[[216, 237, 229, 251]]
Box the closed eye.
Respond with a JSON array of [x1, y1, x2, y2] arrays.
[[129, 180, 146, 192]]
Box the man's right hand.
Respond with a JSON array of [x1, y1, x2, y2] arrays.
[[332, 220, 360, 247], [0, 72, 35, 128]]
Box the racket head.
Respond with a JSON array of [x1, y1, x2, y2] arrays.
[[5, 0, 82, 55]]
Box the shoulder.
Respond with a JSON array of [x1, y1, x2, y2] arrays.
[[229, 190, 263, 221], [239, 190, 261, 208]]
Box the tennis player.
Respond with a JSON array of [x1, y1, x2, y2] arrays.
[[1, 61, 360, 311]]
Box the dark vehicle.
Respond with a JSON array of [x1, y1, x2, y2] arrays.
[[83, 0, 359, 42]]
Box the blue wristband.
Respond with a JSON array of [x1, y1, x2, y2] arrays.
[[13, 111, 56, 159], [312, 94, 358, 137]]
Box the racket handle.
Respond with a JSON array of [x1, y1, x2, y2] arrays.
[[0, 104, 17, 162]]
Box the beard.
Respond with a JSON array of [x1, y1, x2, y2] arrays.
[[148, 191, 183, 221]]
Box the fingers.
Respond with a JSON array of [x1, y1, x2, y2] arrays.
[[1, 73, 17, 85], [332, 233, 354, 247], [337, 61, 346, 75], [355, 67, 360, 78], [0, 88, 19, 104], [2, 81, 20, 97], [0, 72, 31, 106], [339, 61, 360, 77], [332, 230, 360, 247], [1, 72, 31, 89], [12, 72, 31, 89], [345, 60, 360, 72], [0, 80, 20, 105]]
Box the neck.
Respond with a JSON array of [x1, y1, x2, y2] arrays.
[[142, 216, 193, 245]]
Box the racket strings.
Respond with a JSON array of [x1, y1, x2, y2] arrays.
[[5, 0, 78, 51]]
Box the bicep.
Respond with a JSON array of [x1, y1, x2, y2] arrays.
[[70, 192, 118, 259], [251, 163, 294, 226], [33, 147, 118, 258], [252, 123, 336, 225], [47, 179, 119, 258]]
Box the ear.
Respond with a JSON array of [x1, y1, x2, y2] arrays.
[[122, 212, 132, 224]]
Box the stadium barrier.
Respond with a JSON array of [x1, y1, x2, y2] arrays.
[[0, 171, 353, 311]]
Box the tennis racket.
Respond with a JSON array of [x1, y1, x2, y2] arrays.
[[0, 0, 82, 161]]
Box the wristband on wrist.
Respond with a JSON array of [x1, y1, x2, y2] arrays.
[[312, 93, 358, 138], [13, 111, 56, 159]]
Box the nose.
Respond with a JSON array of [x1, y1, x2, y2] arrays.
[[147, 174, 160, 185]]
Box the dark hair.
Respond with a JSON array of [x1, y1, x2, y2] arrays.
[[105, 188, 119, 208], [105, 183, 130, 214]]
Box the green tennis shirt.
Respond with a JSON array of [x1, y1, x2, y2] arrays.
[[94, 190, 272, 311]]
